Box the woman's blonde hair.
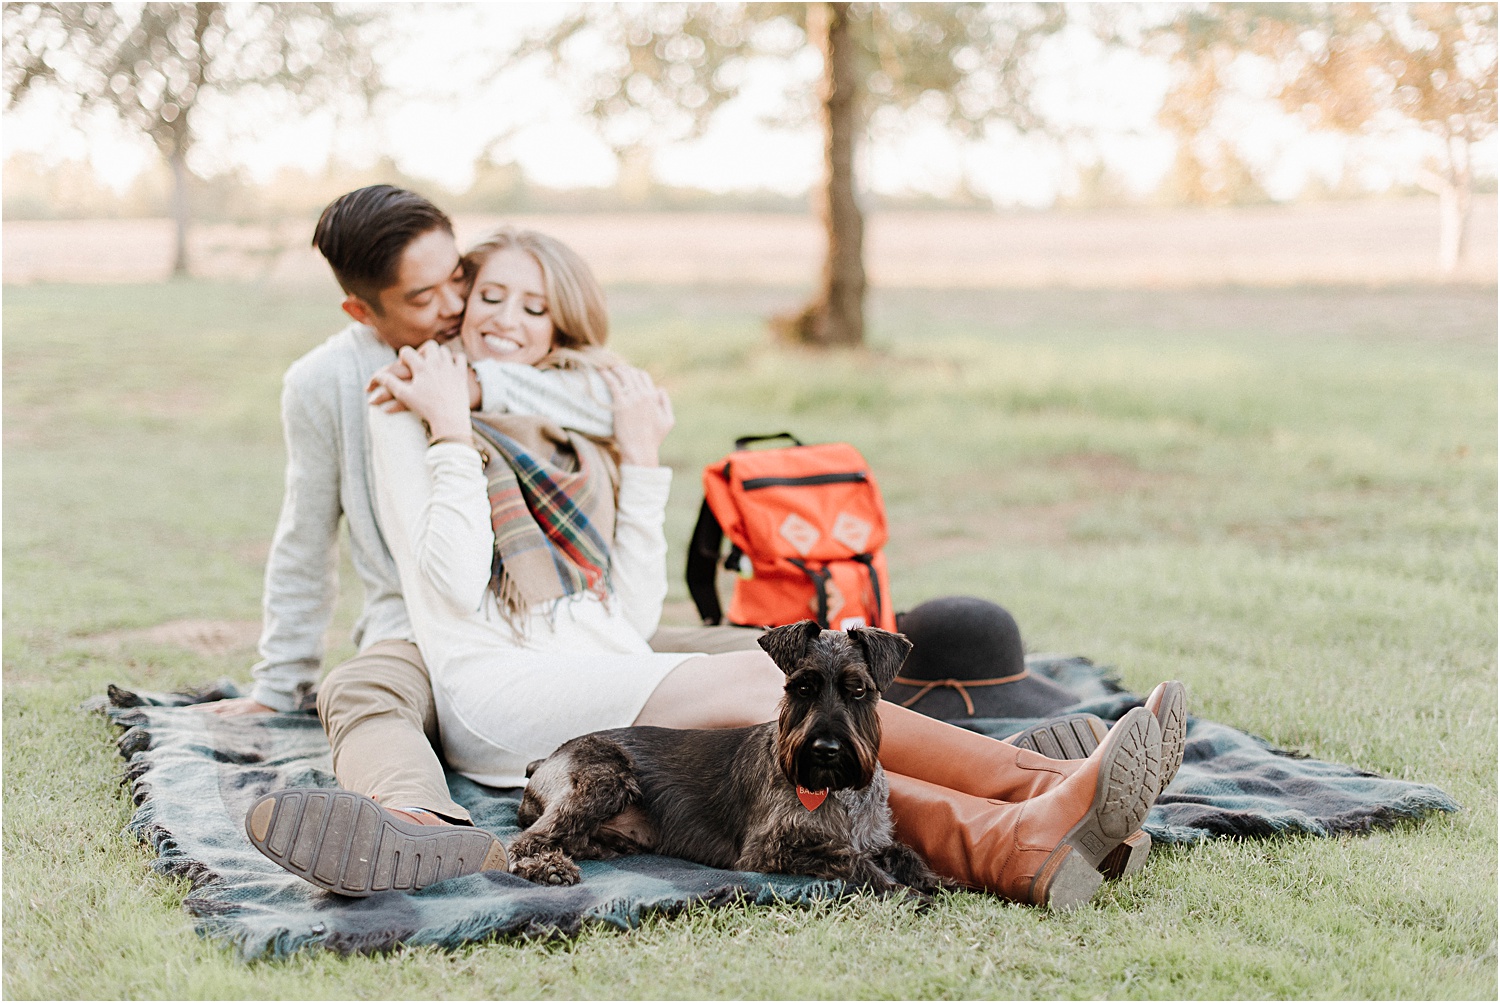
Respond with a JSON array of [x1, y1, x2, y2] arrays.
[[461, 227, 618, 370]]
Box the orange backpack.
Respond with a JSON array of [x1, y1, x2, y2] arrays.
[[686, 434, 896, 631]]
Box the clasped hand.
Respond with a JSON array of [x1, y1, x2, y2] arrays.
[[367, 342, 473, 441]]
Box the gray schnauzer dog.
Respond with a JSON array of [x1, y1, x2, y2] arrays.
[[509, 621, 943, 896]]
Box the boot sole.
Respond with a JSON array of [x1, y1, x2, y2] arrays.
[[1098, 830, 1152, 880], [1032, 707, 1162, 910], [1032, 844, 1104, 911], [1008, 714, 1109, 759], [245, 789, 508, 897], [1149, 681, 1187, 790]]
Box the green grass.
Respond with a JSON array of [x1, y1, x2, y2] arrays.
[[4, 280, 1496, 999]]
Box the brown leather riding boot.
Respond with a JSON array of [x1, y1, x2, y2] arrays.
[[885, 707, 1164, 910], [879, 680, 1187, 802], [878, 681, 1187, 880], [878, 701, 1084, 801]]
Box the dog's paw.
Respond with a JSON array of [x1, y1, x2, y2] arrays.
[[511, 848, 581, 886]]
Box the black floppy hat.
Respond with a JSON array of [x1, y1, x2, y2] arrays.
[[888, 596, 1078, 719]]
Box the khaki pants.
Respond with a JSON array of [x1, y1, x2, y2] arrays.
[[316, 626, 765, 819]]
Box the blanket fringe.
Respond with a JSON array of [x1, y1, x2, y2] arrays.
[[122, 796, 224, 891]]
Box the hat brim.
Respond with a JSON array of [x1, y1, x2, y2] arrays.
[[884, 669, 1079, 720]]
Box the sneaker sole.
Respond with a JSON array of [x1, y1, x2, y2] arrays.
[[245, 789, 508, 897], [1033, 707, 1162, 910]]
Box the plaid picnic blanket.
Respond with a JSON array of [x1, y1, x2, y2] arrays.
[[92, 656, 1459, 960]]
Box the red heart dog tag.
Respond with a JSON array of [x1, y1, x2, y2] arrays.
[[797, 785, 829, 811]]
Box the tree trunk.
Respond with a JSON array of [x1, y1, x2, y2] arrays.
[[616, 144, 656, 206], [776, 1, 864, 347], [168, 146, 191, 278], [1424, 136, 1473, 276], [1436, 182, 1468, 275], [1439, 136, 1473, 275]]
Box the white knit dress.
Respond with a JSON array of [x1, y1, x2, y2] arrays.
[[368, 407, 697, 787]]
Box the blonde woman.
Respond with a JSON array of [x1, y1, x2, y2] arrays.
[[319, 227, 1183, 909]]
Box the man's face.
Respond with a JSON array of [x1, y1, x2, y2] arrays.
[[346, 227, 465, 351]]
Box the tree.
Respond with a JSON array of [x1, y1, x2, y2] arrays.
[[3, 2, 382, 276], [1156, 3, 1497, 271], [520, 2, 1069, 347]]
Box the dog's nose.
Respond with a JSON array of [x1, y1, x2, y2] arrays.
[[810, 737, 843, 762]]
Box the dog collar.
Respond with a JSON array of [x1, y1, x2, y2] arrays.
[[796, 785, 829, 811]]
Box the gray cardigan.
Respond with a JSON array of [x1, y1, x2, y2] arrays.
[[250, 323, 614, 710]]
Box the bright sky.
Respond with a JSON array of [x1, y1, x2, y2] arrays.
[[3, 3, 1492, 206]]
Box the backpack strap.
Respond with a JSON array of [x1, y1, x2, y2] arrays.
[[686, 498, 726, 625], [851, 553, 884, 631], [787, 559, 831, 629], [733, 432, 804, 451]]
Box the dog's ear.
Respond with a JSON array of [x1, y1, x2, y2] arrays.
[[846, 627, 913, 693], [758, 620, 823, 675]]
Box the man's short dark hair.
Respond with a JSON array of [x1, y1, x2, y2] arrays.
[[311, 185, 453, 311]]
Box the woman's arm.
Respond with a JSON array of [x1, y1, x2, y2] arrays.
[[600, 366, 676, 638], [368, 343, 495, 615], [610, 464, 673, 639]]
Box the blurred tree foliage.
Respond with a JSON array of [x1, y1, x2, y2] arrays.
[[518, 2, 1071, 348], [2, 2, 383, 275], [1155, 2, 1497, 270]]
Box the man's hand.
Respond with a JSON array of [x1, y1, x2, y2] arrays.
[[194, 696, 276, 716], [369, 357, 482, 411]]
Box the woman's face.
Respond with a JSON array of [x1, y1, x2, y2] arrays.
[[460, 246, 555, 367]]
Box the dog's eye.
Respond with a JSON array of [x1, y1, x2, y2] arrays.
[[847, 685, 867, 700], [792, 678, 818, 698]]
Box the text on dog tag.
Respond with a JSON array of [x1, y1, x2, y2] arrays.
[[797, 785, 829, 811]]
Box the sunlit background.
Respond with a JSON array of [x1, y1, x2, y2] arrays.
[[3, 1, 1496, 290]]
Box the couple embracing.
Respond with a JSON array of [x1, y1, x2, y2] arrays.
[[200, 184, 1185, 910]]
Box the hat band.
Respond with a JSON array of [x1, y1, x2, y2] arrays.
[[889, 669, 1030, 717]]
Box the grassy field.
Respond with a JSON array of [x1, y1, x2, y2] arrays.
[[3, 280, 1496, 999]]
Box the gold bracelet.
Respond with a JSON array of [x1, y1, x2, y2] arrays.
[[427, 433, 490, 466]]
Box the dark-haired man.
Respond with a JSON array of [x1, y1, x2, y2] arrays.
[[203, 185, 760, 895], [198, 186, 504, 849]]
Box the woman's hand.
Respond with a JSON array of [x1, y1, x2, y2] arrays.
[[368, 341, 473, 441], [605, 365, 674, 467]]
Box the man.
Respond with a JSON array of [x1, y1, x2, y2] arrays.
[[204, 185, 760, 896]]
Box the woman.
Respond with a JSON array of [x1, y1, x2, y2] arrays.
[[367, 227, 1183, 910]]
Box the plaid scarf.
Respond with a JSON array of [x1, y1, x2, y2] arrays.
[[468, 413, 619, 623]]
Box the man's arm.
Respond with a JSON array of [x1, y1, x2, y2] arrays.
[[370, 356, 617, 436], [471, 360, 615, 437], [203, 371, 344, 714]]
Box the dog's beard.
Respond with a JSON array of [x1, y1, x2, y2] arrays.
[[792, 739, 869, 791], [778, 703, 880, 792]]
